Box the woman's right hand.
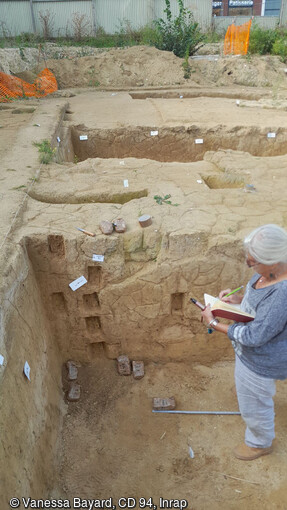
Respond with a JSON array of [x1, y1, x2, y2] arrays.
[[219, 289, 243, 304]]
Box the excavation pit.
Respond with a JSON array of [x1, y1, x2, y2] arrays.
[[2, 75, 287, 509], [70, 125, 287, 163]]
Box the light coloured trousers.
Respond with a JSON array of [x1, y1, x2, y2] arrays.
[[235, 355, 276, 448]]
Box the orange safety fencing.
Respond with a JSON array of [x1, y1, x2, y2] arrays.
[[0, 68, 57, 102], [224, 19, 252, 56]]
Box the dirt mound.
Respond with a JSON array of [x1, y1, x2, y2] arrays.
[[47, 46, 191, 89], [1, 44, 286, 91], [42, 45, 287, 90]]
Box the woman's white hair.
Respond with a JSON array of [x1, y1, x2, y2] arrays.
[[244, 224, 287, 265]]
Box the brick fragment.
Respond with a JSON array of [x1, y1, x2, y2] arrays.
[[100, 220, 113, 235], [117, 355, 131, 375], [132, 360, 144, 379], [113, 218, 126, 233], [153, 397, 176, 411], [66, 360, 78, 381], [138, 214, 152, 228], [67, 383, 81, 402]]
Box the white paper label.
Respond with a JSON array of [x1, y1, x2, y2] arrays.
[[195, 139, 204, 144], [24, 361, 31, 381], [267, 132, 276, 138], [0, 354, 4, 366], [57, 137, 61, 143], [150, 130, 159, 136], [92, 254, 104, 262], [123, 179, 129, 188], [197, 179, 203, 184], [189, 446, 195, 458], [120, 161, 125, 165], [79, 135, 88, 141], [69, 276, 87, 291]]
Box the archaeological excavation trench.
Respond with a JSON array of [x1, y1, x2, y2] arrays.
[[70, 125, 287, 163], [2, 88, 287, 508]]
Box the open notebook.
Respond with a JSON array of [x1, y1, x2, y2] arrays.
[[204, 294, 255, 322]]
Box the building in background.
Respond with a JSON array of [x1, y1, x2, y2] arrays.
[[212, 0, 282, 16]]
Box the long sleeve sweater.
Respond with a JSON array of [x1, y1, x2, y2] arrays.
[[227, 273, 287, 380]]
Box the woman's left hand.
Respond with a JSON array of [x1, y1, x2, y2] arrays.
[[201, 304, 215, 325]]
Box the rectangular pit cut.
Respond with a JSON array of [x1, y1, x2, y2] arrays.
[[1, 233, 245, 504], [70, 125, 287, 163]]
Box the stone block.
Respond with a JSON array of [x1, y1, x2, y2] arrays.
[[132, 360, 144, 379], [113, 218, 126, 233], [152, 397, 176, 410], [67, 382, 81, 402], [100, 220, 113, 235], [66, 360, 78, 381], [117, 355, 131, 375]]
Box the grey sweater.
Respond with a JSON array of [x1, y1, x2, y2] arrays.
[[227, 273, 287, 380]]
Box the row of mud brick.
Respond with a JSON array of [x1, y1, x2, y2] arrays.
[[117, 355, 144, 379], [66, 360, 81, 401]]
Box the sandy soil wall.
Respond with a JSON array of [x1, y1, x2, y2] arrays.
[[0, 245, 65, 505], [71, 125, 287, 163], [22, 233, 248, 364]]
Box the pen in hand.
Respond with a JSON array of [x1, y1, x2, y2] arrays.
[[224, 285, 244, 298], [190, 298, 205, 310]]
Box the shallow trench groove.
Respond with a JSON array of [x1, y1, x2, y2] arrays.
[[28, 189, 149, 204], [129, 90, 266, 100], [71, 125, 287, 163]]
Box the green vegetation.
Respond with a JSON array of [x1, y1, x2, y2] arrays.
[[4, 6, 287, 65], [248, 25, 278, 55], [154, 194, 179, 206], [0, 1, 205, 58], [33, 139, 55, 164], [248, 25, 287, 62], [153, 0, 205, 57]]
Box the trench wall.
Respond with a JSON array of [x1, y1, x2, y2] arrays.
[[25, 232, 249, 364], [0, 245, 65, 506], [71, 125, 287, 163], [0, 211, 251, 504]]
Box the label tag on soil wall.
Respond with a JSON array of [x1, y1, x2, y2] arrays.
[[0, 354, 4, 366], [267, 132, 276, 138], [195, 139, 204, 144], [24, 361, 31, 381], [150, 130, 159, 136], [92, 254, 104, 262], [79, 135, 88, 141], [123, 179, 129, 187], [69, 276, 87, 291]]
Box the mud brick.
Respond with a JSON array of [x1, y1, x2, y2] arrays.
[[117, 355, 131, 375], [153, 397, 176, 411], [138, 214, 152, 228], [100, 220, 113, 235], [67, 382, 81, 402], [66, 360, 78, 381], [132, 360, 145, 379], [113, 218, 126, 233]]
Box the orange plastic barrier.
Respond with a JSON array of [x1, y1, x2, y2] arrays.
[[224, 19, 252, 56], [0, 68, 57, 102]]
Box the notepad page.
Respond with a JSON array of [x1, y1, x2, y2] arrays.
[[204, 293, 242, 311]]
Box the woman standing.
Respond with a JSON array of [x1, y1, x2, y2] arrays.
[[201, 224, 287, 460]]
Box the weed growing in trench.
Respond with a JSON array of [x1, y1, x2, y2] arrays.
[[11, 184, 27, 191], [33, 139, 55, 164], [182, 48, 191, 79], [154, 194, 179, 206]]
